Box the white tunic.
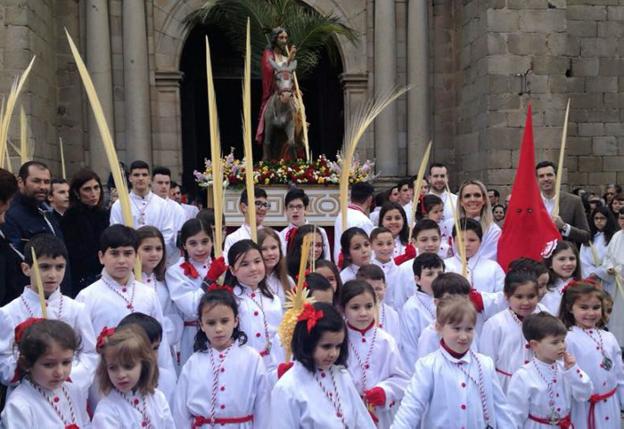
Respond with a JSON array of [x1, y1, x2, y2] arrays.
[[580, 232, 609, 281], [0, 288, 97, 387], [165, 256, 211, 365], [1, 378, 91, 429], [416, 323, 480, 360], [92, 388, 175, 429], [391, 348, 514, 428], [379, 302, 400, 342], [224, 224, 259, 264], [479, 308, 535, 392], [444, 255, 505, 293], [265, 271, 294, 306], [269, 361, 376, 429], [340, 264, 360, 284], [278, 222, 331, 260], [566, 326, 624, 429], [345, 325, 409, 429], [333, 206, 374, 262], [372, 258, 402, 311], [400, 290, 436, 372], [540, 278, 567, 316], [164, 197, 186, 267], [394, 260, 417, 311], [172, 343, 269, 429], [110, 191, 176, 262], [428, 190, 458, 224], [181, 203, 199, 220], [602, 230, 624, 343], [233, 284, 283, 370], [506, 359, 593, 429], [142, 272, 183, 349], [393, 237, 407, 258]]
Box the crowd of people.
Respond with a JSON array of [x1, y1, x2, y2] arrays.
[[0, 158, 622, 428]]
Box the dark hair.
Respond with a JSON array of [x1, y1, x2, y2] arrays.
[[415, 194, 444, 221], [49, 178, 68, 193], [285, 187, 309, 208], [17, 319, 80, 378], [338, 279, 377, 308], [179, 218, 213, 261], [291, 302, 348, 372], [170, 180, 180, 190], [240, 186, 268, 205], [543, 240, 581, 286], [152, 166, 171, 178], [315, 259, 343, 299], [18, 161, 49, 182], [69, 168, 103, 207], [356, 264, 385, 282], [194, 290, 247, 352], [23, 234, 68, 265], [0, 168, 18, 203], [492, 204, 506, 213], [374, 191, 388, 209], [508, 257, 549, 278], [431, 272, 471, 299], [99, 224, 139, 252], [225, 240, 273, 299], [287, 225, 325, 278], [258, 228, 290, 296], [590, 206, 618, 245], [535, 160, 556, 173], [340, 227, 369, 269], [306, 272, 333, 294], [522, 312, 566, 342], [559, 281, 605, 329], [452, 217, 483, 241], [428, 162, 447, 175], [413, 252, 445, 277], [397, 178, 413, 191], [378, 202, 408, 244], [136, 226, 167, 281], [488, 189, 500, 198], [129, 160, 150, 173], [411, 219, 441, 241], [370, 226, 393, 243], [118, 312, 163, 344], [503, 270, 538, 297], [350, 182, 375, 204]]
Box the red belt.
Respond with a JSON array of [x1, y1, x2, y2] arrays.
[[184, 320, 199, 327], [528, 413, 572, 428], [495, 368, 512, 377], [192, 415, 253, 428], [588, 387, 617, 429]]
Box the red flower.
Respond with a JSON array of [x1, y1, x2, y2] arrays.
[[180, 261, 199, 279], [297, 303, 324, 333], [96, 327, 116, 350]]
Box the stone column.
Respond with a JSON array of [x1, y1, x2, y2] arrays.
[[374, 0, 398, 176], [407, 0, 430, 174], [341, 72, 371, 158], [123, 0, 152, 163], [86, 0, 115, 178]]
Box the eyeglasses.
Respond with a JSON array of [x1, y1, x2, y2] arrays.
[[255, 201, 270, 209]]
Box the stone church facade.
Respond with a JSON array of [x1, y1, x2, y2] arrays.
[[0, 0, 622, 196]]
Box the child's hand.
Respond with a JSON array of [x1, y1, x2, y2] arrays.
[[563, 352, 576, 369]]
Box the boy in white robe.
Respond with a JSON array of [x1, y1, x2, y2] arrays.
[[369, 227, 402, 312], [507, 312, 592, 428], [356, 264, 400, 341], [0, 234, 97, 387], [223, 186, 268, 262]]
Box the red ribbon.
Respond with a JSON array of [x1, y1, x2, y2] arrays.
[[588, 387, 617, 429], [297, 303, 324, 333], [192, 415, 253, 429], [14, 317, 44, 344], [468, 288, 484, 313], [65, 425, 80, 429], [207, 283, 233, 294], [180, 261, 200, 279], [528, 413, 571, 429], [96, 326, 116, 350]]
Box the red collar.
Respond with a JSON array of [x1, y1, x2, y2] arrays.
[[440, 339, 468, 359], [347, 320, 375, 335]]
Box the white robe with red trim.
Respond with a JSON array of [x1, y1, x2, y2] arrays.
[[399, 290, 435, 373], [92, 388, 175, 429]]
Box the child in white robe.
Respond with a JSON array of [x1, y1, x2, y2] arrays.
[[399, 253, 444, 371], [479, 269, 541, 392], [259, 228, 294, 304], [444, 218, 505, 293], [340, 279, 409, 428], [0, 235, 97, 387], [92, 324, 175, 428], [377, 202, 409, 258], [173, 288, 269, 428], [137, 226, 183, 361], [356, 264, 400, 341], [226, 239, 283, 371], [580, 206, 616, 281], [339, 227, 372, 283], [1, 319, 91, 428], [414, 194, 452, 258], [270, 302, 375, 428], [507, 312, 593, 428], [559, 281, 624, 429], [392, 295, 514, 428], [370, 227, 403, 312], [541, 240, 582, 315], [165, 218, 213, 365]]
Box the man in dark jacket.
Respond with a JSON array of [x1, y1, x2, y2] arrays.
[[0, 168, 20, 305]]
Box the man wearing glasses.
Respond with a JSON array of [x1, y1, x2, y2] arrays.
[[223, 186, 269, 262]]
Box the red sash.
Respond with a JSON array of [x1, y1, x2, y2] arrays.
[[588, 387, 617, 429], [192, 415, 253, 428], [528, 413, 572, 428]]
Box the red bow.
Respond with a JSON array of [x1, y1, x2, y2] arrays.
[[207, 283, 233, 294], [14, 317, 44, 344], [96, 327, 116, 350], [297, 303, 324, 333], [180, 261, 200, 279], [468, 288, 484, 313], [277, 361, 294, 379]]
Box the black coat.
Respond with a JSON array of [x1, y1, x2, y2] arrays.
[[0, 232, 22, 306], [61, 203, 110, 297]]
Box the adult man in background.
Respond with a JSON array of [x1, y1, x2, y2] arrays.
[[428, 162, 458, 222], [152, 166, 186, 265]]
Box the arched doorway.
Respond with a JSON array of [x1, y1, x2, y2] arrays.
[[179, 23, 345, 199]]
